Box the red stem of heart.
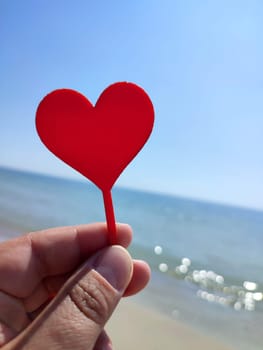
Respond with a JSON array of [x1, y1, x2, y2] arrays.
[[102, 190, 117, 245]]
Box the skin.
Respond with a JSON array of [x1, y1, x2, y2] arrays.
[[0, 223, 150, 349]]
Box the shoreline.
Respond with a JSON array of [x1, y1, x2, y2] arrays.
[[107, 298, 235, 350]]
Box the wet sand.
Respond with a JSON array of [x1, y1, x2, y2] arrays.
[[107, 298, 235, 350]]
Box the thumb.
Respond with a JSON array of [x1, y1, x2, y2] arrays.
[[13, 246, 133, 350]]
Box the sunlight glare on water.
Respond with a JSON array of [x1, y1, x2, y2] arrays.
[[154, 245, 163, 255]]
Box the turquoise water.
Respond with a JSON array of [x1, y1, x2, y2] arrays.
[[0, 166, 263, 349]]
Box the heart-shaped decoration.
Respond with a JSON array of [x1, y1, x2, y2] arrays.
[[36, 82, 154, 191]]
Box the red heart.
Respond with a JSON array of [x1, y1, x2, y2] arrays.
[[36, 82, 154, 191]]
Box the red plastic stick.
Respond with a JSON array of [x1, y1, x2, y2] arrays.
[[102, 190, 117, 245]]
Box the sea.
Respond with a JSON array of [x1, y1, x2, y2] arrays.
[[0, 166, 263, 349]]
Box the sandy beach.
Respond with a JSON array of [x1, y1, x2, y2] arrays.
[[107, 298, 235, 350]]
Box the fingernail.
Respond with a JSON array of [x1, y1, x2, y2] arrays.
[[118, 223, 132, 229], [92, 246, 133, 292]]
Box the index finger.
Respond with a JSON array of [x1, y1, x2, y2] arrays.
[[0, 223, 132, 297]]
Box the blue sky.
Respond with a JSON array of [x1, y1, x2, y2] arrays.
[[1, 1, 263, 210]]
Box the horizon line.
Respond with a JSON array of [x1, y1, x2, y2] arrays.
[[1, 164, 263, 214]]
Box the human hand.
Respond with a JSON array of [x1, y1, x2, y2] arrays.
[[0, 223, 150, 349]]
